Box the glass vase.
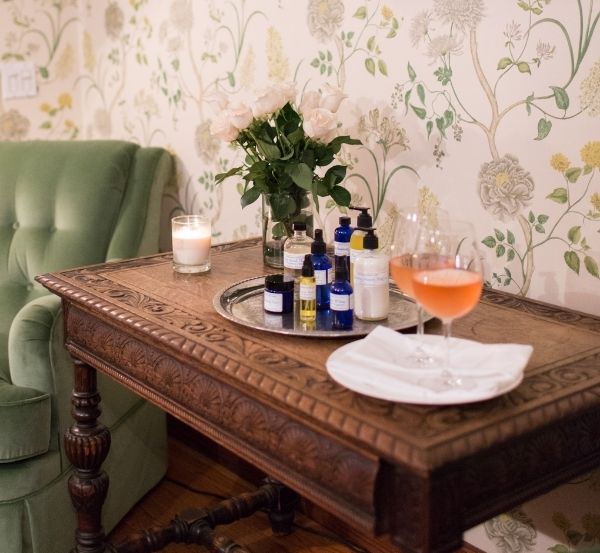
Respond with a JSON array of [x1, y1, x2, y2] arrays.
[[262, 190, 313, 268]]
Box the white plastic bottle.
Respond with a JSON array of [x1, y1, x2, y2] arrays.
[[353, 228, 389, 321]]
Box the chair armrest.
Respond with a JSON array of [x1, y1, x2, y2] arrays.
[[6, 295, 72, 460], [0, 381, 50, 462]]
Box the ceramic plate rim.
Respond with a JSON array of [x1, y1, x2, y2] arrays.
[[326, 338, 525, 405]]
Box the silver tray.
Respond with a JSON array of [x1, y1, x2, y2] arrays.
[[213, 275, 422, 338]]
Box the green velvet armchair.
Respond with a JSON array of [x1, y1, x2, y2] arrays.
[[0, 140, 172, 553]]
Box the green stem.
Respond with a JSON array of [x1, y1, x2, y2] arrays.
[[517, 214, 534, 296], [347, 172, 376, 214]]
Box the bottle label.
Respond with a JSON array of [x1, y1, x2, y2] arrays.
[[330, 292, 352, 311], [284, 251, 306, 269], [299, 282, 316, 300], [263, 290, 283, 313], [354, 271, 389, 287], [334, 241, 350, 256], [350, 248, 361, 264], [315, 269, 328, 285]]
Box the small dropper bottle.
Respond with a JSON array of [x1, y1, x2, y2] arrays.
[[311, 229, 331, 311], [299, 254, 316, 322], [334, 216, 353, 257]]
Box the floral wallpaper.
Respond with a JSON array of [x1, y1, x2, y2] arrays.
[[1, 1, 599, 551]]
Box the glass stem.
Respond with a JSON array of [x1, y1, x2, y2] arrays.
[[442, 319, 452, 372], [416, 305, 424, 335]]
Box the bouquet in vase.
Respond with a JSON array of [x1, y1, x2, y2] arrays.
[[211, 82, 360, 266]]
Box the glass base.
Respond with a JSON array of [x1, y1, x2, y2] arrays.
[[173, 261, 210, 274]]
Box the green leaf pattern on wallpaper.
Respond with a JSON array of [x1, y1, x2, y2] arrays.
[[403, 0, 600, 295], [1, 1, 600, 552], [0, 0, 79, 140]]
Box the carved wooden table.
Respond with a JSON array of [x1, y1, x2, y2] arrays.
[[37, 239, 600, 553]]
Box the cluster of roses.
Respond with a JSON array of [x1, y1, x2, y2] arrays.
[[209, 82, 348, 144]]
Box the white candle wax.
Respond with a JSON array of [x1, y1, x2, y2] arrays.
[[172, 226, 211, 266]]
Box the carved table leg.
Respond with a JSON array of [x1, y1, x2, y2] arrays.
[[64, 359, 111, 553], [111, 479, 298, 553], [263, 478, 299, 536]]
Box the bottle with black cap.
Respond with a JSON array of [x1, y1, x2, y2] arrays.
[[299, 254, 316, 322], [283, 221, 313, 300], [334, 215, 353, 257], [311, 229, 331, 310], [330, 255, 353, 330], [354, 228, 389, 321], [349, 206, 372, 286]]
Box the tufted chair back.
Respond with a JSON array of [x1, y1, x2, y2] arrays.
[[0, 140, 171, 383]]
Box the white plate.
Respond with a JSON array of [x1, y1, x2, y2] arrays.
[[326, 336, 525, 405]]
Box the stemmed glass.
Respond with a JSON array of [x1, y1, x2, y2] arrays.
[[389, 207, 448, 366], [410, 220, 484, 387]]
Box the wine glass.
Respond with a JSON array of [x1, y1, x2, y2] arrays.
[[410, 220, 483, 387], [389, 206, 449, 366]]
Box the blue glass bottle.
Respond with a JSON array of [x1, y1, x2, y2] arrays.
[[334, 216, 353, 258], [311, 229, 331, 310], [330, 255, 353, 330]]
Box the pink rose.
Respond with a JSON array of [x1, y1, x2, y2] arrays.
[[299, 90, 321, 117], [227, 101, 253, 130], [319, 83, 346, 113], [279, 82, 297, 104], [205, 90, 229, 111], [303, 107, 338, 142], [210, 112, 239, 142], [251, 85, 287, 118]]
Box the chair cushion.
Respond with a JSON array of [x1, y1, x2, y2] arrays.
[[0, 381, 51, 464]]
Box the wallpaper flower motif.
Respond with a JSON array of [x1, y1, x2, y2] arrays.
[[478, 156, 535, 220], [307, 0, 345, 41], [1, 1, 599, 550]]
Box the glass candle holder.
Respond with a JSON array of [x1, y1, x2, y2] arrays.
[[171, 215, 211, 274]]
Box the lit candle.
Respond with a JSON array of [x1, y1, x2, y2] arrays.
[[171, 215, 211, 273]]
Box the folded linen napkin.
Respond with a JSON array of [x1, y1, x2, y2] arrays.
[[326, 326, 533, 404]]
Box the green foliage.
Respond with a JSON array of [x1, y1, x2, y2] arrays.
[[310, 50, 333, 77], [535, 118, 552, 140], [547, 188, 568, 204], [214, 102, 361, 222], [551, 86, 570, 110], [434, 66, 452, 85]]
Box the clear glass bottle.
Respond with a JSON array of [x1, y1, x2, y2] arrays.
[[330, 255, 353, 330], [311, 229, 331, 310], [354, 229, 389, 321], [284, 221, 313, 300], [299, 254, 316, 322]]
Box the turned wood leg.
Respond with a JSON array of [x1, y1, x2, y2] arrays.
[[264, 478, 299, 536], [64, 359, 111, 553], [112, 480, 299, 552]]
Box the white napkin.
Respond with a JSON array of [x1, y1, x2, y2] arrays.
[[326, 326, 533, 404]]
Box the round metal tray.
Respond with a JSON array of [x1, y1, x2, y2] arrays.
[[213, 275, 422, 338]]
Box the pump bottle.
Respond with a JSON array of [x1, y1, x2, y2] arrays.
[[354, 228, 389, 321], [349, 206, 372, 287]]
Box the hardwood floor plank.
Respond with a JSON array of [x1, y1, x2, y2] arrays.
[[109, 433, 483, 553]]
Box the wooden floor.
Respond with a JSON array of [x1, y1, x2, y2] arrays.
[[109, 433, 482, 553]]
